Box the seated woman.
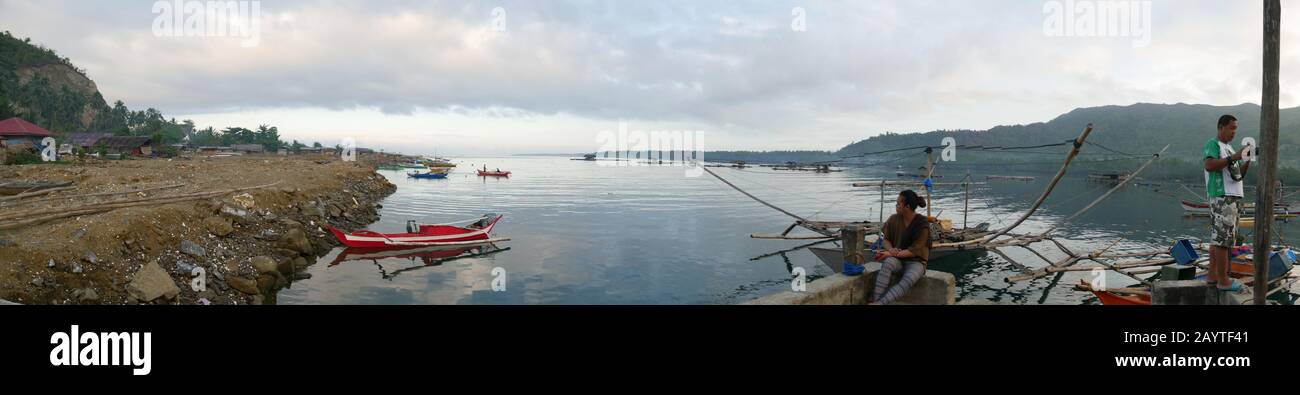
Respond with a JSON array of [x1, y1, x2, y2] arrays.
[[870, 190, 931, 305]]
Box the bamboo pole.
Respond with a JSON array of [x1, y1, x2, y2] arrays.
[[1038, 145, 1170, 237], [1254, 0, 1281, 305], [0, 186, 78, 202], [0, 182, 280, 228], [955, 124, 1095, 246]]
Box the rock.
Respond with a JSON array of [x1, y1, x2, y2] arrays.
[[175, 260, 197, 274], [0, 238, 12, 247], [74, 288, 100, 302], [47, 259, 56, 268], [220, 205, 248, 218], [342, 211, 354, 219], [263, 212, 278, 221], [197, 288, 217, 301], [127, 261, 181, 302], [72, 228, 87, 240], [30, 277, 44, 287], [256, 229, 279, 241], [252, 295, 265, 305], [328, 206, 342, 218], [257, 274, 278, 293], [204, 216, 234, 237], [277, 229, 313, 255], [250, 256, 278, 274], [293, 272, 313, 281], [83, 250, 97, 264], [226, 276, 259, 295], [70, 261, 84, 274], [292, 256, 310, 270], [232, 193, 256, 209], [180, 240, 205, 258], [280, 218, 302, 228], [277, 259, 294, 276]]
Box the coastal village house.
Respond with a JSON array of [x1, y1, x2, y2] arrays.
[[0, 117, 53, 149], [232, 144, 265, 154], [61, 132, 111, 154], [96, 136, 153, 157]]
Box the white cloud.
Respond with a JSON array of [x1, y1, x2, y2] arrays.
[[0, 0, 1295, 154]]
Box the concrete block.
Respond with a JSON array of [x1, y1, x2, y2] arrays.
[[743, 262, 955, 305]]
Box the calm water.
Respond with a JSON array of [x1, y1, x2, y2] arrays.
[[277, 156, 1300, 305]]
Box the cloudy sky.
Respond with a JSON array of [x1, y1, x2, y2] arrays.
[[0, 0, 1295, 155]]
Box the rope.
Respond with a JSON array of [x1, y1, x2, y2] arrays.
[[702, 167, 808, 222]]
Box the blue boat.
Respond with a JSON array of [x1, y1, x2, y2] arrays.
[[407, 171, 448, 179]]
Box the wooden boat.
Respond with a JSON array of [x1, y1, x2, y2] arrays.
[[987, 175, 1035, 181], [477, 170, 511, 177], [1179, 200, 1300, 216], [407, 171, 448, 179], [807, 222, 993, 271], [1087, 173, 1131, 183], [328, 214, 504, 248], [1086, 248, 1295, 305], [0, 180, 74, 196]]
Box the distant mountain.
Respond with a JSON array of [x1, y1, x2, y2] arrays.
[[739, 102, 1300, 183]]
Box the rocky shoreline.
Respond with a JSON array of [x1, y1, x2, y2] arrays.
[[0, 155, 402, 305]]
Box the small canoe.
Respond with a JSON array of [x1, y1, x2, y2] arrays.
[[408, 171, 448, 179], [477, 170, 511, 177], [328, 214, 503, 248]]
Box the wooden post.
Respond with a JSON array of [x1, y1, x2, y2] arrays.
[[964, 170, 970, 229], [1254, 0, 1281, 305], [879, 180, 886, 223], [925, 149, 934, 218], [842, 225, 866, 267]]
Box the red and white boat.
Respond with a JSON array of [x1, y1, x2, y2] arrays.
[[328, 214, 504, 248], [477, 170, 511, 177], [1180, 200, 1300, 216]]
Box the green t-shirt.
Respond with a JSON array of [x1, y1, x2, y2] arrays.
[[1203, 138, 1243, 198]]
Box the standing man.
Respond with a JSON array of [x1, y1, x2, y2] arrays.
[[1204, 115, 1250, 293]]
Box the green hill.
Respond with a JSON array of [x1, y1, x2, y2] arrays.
[[828, 102, 1300, 183]]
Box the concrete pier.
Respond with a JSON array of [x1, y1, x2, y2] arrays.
[[744, 261, 956, 305], [1152, 280, 1251, 305]]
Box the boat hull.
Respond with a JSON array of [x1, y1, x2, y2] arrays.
[[477, 171, 511, 177], [328, 215, 502, 248], [808, 246, 984, 273], [408, 172, 448, 179]]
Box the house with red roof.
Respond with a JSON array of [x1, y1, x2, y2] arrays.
[[0, 117, 53, 149]]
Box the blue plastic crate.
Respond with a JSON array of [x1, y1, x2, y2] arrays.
[[1170, 240, 1199, 265]]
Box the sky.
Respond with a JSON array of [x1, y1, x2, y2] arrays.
[[1, 0, 1297, 155]]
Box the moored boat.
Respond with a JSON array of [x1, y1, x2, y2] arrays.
[[407, 171, 448, 179], [328, 214, 504, 248], [477, 170, 511, 177]]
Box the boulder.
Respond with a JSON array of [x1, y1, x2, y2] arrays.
[[204, 216, 234, 237], [277, 228, 313, 255], [127, 261, 181, 302]]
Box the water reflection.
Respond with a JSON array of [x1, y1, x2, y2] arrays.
[[273, 157, 1297, 305], [328, 244, 512, 281]]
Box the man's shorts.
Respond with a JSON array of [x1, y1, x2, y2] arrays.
[[1210, 196, 1242, 248]]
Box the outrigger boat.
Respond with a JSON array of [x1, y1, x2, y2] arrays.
[[328, 214, 505, 248], [1179, 200, 1299, 216], [478, 170, 511, 177], [1080, 246, 1297, 305], [408, 171, 448, 179]]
